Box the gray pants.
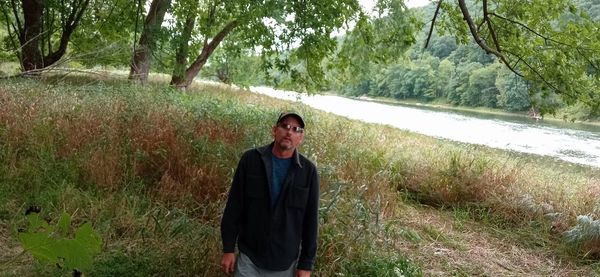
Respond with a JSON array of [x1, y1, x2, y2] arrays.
[[235, 252, 297, 277]]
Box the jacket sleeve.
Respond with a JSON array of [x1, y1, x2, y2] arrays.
[[220, 152, 247, 253], [297, 165, 320, 270]]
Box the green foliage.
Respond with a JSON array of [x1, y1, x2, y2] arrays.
[[464, 64, 500, 108], [201, 46, 266, 87], [18, 212, 102, 273], [327, 0, 419, 93], [496, 67, 531, 111], [324, 0, 600, 120], [70, 0, 140, 67], [165, 0, 371, 89], [436, 0, 600, 116], [426, 35, 458, 59], [341, 254, 423, 276]]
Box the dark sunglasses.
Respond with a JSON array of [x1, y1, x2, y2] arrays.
[[278, 124, 304, 133]]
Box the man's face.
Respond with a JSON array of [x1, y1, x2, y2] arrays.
[[272, 116, 305, 152]]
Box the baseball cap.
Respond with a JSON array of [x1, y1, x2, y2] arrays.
[[276, 112, 305, 128]]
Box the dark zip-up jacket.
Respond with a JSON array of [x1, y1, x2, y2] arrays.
[[221, 143, 320, 271]]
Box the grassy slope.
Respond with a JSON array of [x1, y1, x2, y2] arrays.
[[0, 75, 599, 276]]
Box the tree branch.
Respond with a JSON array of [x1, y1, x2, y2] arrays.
[[482, 0, 501, 53], [0, 3, 19, 54], [45, 0, 90, 65], [503, 48, 579, 101], [457, 0, 517, 72], [424, 0, 443, 49], [9, 0, 23, 41], [576, 48, 599, 72], [487, 12, 582, 50]]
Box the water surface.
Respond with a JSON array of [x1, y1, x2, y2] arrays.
[[251, 86, 600, 168]]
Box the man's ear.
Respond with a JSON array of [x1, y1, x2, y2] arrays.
[[271, 125, 277, 137]]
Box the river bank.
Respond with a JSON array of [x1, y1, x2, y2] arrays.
[[343, 94, 600, 128], [1, 75, 599, 275]]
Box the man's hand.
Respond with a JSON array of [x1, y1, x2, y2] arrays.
[[221, 253, 236, 274], [296, 269, 311, 277]]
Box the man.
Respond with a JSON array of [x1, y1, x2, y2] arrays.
[[220, 112, 320, 277]]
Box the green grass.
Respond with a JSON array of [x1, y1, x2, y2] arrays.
[[0, 74, 599, 275], [0, 62, 20, 76]]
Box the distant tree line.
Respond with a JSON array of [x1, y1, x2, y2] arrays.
[[329, 37, 533, 113], [323, 0, 600, 120]]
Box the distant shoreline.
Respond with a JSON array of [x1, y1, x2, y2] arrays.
[[339, 94, 600, 128]]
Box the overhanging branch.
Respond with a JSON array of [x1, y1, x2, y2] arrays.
[[487, 12, 586, 50], [424, 0, 443, 49], [482, 0, 501, 53], [457, 0, 516, 73]]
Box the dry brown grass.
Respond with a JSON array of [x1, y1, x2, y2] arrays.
[[393, 204, 596, 276], [0, 84, 237, 205]]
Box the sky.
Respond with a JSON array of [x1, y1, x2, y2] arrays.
[[359, 0, 431, 10], [405, 0, 431, 8]]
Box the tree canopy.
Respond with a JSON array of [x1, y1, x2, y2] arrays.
[[325, 0, 600, 119], [1, 0, 599, 118], [431, 0, 600, 115]]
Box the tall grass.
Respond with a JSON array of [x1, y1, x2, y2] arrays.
[[0, 74, 599, 275]]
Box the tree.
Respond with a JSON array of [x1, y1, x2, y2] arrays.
[[427, 0, 600, 115], [434, 58, 455, 99], [1, 0, 90, 73], [165, 0, 418, 90], [128, 0, 172, 83], [200, 44, 265, 87], [464, 64, 500, 107], [495, 67, 531, 111], [70, 0, 139, 68], [426, 35, 457, 59], [447, 61, 482, 105], [331, 0, 417, 93], [168, 0, 359, 90]]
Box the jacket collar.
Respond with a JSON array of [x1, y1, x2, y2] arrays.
[[257, 142, 303, 168]]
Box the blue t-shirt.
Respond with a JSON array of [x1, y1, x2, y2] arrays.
[[271, 156, 292, 207]]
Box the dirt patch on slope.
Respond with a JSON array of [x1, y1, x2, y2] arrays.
[[393, 205, 595, 276], [0, 222, 30, 275]]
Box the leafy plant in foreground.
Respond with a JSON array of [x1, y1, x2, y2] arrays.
[[18, 212, 102, 275]]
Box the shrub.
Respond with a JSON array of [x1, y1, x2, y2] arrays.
[[565, 215, 600, 258]]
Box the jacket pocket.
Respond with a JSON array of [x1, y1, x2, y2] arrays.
[[288, 185, 309, 209]]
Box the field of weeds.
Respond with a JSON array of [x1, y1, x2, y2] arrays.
[[0, 75, 599, 276]]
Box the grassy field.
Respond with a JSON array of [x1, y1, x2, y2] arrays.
[[1, 74, 599, 276]]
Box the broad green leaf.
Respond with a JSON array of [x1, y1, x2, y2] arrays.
[[53, 239, 94, 271], [19, 214, 102, 273], [18, 232, 58, 264], [56, 212, 71, 237], [75, 222, 103, 254], [26, 213, 49, 232]]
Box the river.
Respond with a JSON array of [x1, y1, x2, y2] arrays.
[[250, 86, 600, 168]]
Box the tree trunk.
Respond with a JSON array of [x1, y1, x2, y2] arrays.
[[20, 0, 43, 73], [129, 0, 171, 83], [170, 14, 196, 86], [16, 0, 89, 74], [171, 20, 238, 89]]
